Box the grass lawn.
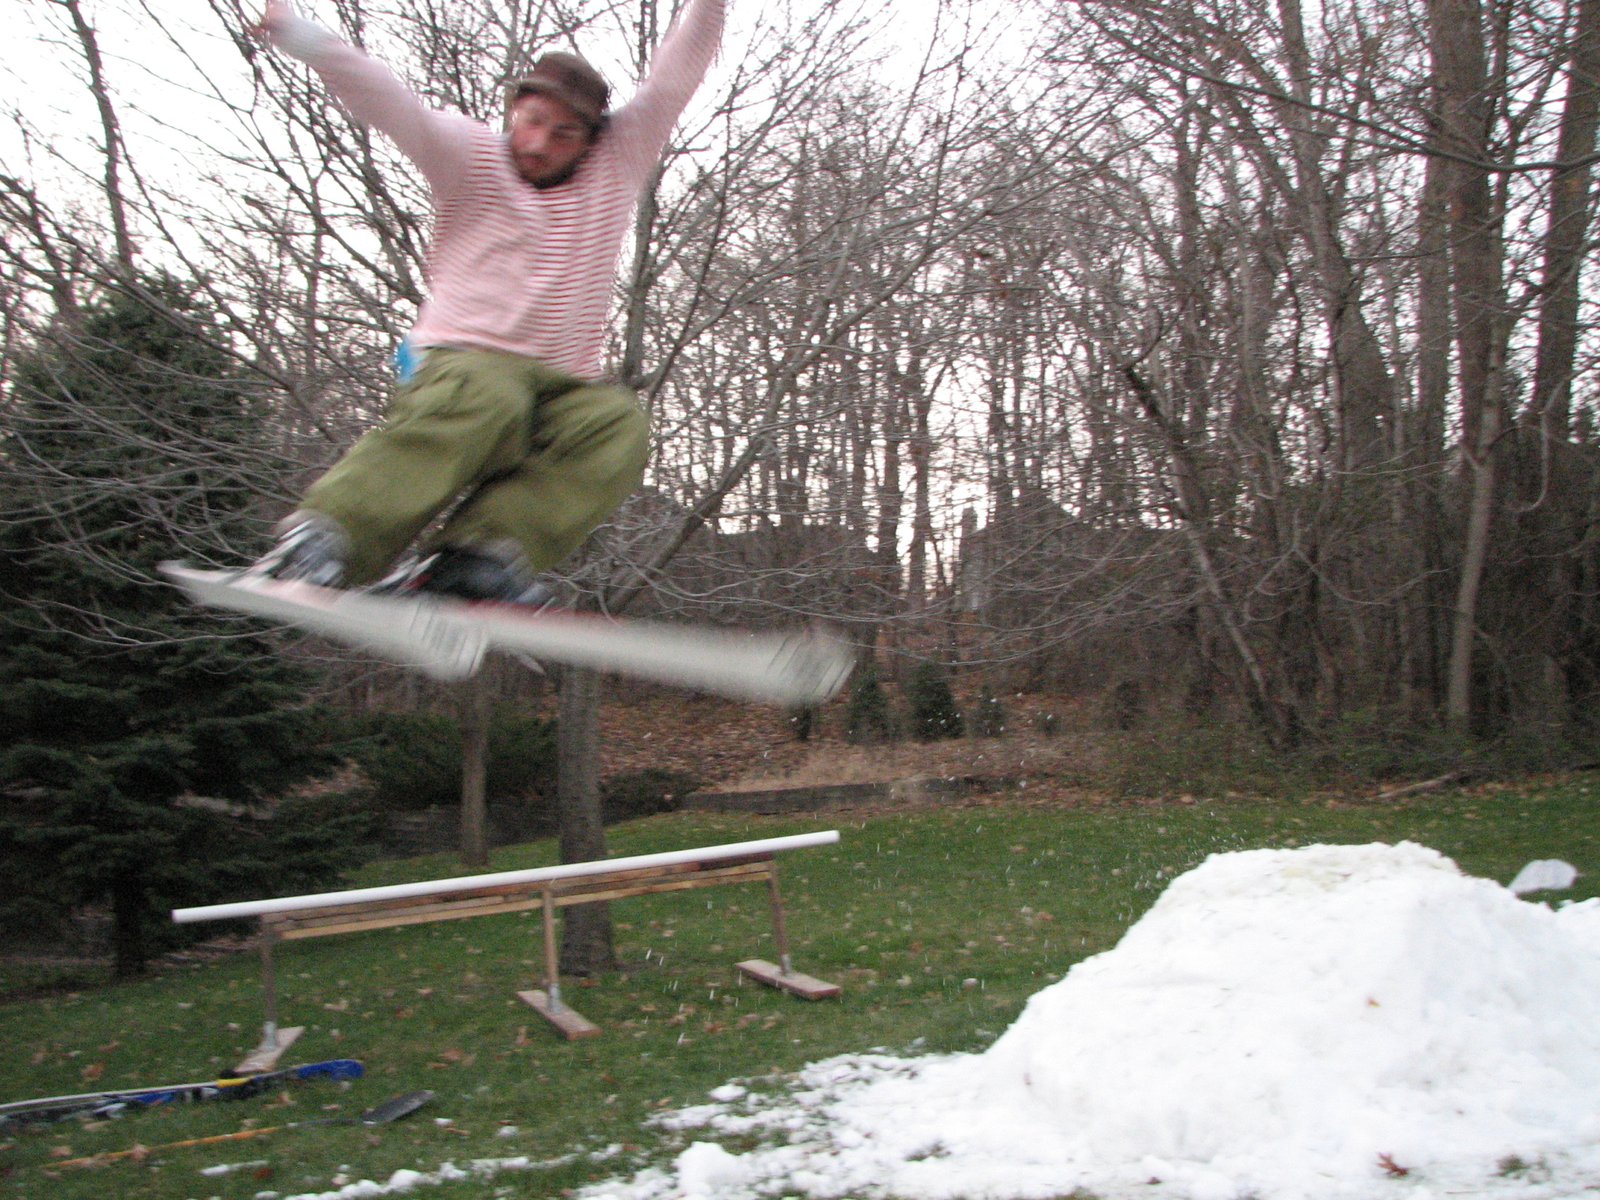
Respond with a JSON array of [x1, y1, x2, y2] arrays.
[[2, 775, 1597, 1199]]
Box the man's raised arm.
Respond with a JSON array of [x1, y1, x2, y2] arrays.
[[608, 0, 726, 181], [253, 0, 469, 189]]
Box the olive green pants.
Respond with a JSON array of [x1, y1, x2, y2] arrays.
[[302, 347, 649, 585]]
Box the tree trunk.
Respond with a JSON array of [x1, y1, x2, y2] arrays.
[[1271, 0, 1394, 472], [1124, 364, 1301, 747], [1446, 390, 1501, 726], [1405, 149, 1455, 712], [1430, 0, 1508, 730], [1522, 0, 1600, 722], [549, 0, 666, 973], [63, 0, 136, 275], [110, 873, 146, 980], [459, 674, 491, 868], [556, 666, 615, 976], [1531, 0, 1600, 438]]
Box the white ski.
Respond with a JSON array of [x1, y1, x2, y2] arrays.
[[162, 563, 486, 681], [456, 602, 854, 705], [160, 563, 854, 705]]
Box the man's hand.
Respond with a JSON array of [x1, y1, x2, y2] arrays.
[[251, 0, 291, 42], [249, 0, 336, 61]]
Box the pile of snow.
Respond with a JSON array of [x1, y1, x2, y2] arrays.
[[583, 841, 1600, 1200]]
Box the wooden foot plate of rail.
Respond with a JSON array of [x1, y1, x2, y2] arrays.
[[518, 990, 602, 1039], [736, 959, 841, 1000]]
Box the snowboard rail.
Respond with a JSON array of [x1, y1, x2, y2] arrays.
[[174, 832, 841, 1045]]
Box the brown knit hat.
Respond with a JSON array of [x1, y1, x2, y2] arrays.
[[508, 52, 610, 133]]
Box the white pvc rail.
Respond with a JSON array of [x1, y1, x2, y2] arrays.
[[172, 830, 840, 925]]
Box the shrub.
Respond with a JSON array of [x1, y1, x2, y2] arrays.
[[846, 661, 896, 744], [1104, 678, 1143, 731], [788, 705, 819, 742], [340, 711, 460, 809], [258, 791, 383, 888], [602, 768, 702, 824], [337, 708, 557, 810], [971, 684, 1008, 737], [907, 661, 963, 741], [488, 710, 558, 802]]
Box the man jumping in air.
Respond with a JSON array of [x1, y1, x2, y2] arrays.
[[249, 0, 724, 605]]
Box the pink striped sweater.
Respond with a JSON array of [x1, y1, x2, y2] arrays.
[[273, 0, 724, 381]]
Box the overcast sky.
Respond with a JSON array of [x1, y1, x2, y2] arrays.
[[0, 0, 1006, 205]]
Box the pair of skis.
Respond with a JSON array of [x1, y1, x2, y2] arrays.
[[160, 563, 854, 705], [0, 1058, 364, 1129]]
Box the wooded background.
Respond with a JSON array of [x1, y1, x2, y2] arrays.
[[4, 0, 1600, 967]]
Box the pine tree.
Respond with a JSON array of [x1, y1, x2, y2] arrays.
[[972, 683, 1008, 737], [907, 660, 964, 742], [846, 659, 896, 744], [0, 276, 350, 978]]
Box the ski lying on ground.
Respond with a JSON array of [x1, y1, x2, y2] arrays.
[[161, 563, 855, 705], [54, 1089, 434, 1168], [0, 1058, 364, 1128]]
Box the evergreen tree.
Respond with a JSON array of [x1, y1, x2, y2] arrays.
[[0, 276, 351, 977], [846, 659, 896, 744], [907, 660, 964, 742], [972, 683, 1008, 737]]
